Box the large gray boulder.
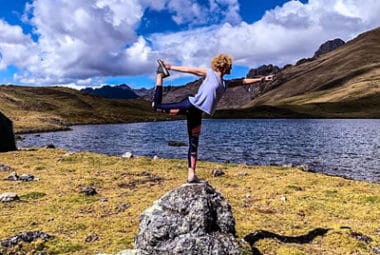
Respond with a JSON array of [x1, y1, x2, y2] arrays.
[[0, 111, 17, 152], [135, 182, 242, 255]]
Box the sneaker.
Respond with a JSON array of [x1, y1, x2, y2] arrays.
[[157, 59, 170, 78]]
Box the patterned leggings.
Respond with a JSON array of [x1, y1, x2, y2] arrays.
[[152, 86, 202, 170]]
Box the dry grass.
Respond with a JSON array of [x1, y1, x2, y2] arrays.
[[0, 148, 379, 254]]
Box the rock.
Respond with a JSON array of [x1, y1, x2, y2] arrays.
[[5, 172, 19, 181], [135, 182, 242, 255], [0, 192, 19, 202], [152, 155, 160, 160], [0, 164, 13, 171], [373, 247, 380, 254], [116, 203, 131, 213], [122, 152, 134, 158], [167, 141, 187, 147], [19, 174, 37, 182], [45, 144, 56, 149], [211, 169, 225, 177], [351, 231, 372, 243], [247, 64, 281, 77], [298, 164, 309, 172], [0, 111, 17, 152], [5, 173, 37, 182], [314, 38, 345, 58], [0, 231, 54, 247], [96, 250, 141, 255], [80, 187, 97, 196], [85, 233, 100, 243]]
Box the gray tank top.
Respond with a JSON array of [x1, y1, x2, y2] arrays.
[[188, 69, 226, 115]]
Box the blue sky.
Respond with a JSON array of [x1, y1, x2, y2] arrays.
[[0, 0, 379, 89]]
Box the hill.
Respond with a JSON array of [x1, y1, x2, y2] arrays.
[[0, 85, 176, 133], [217, 27, 380, 118]]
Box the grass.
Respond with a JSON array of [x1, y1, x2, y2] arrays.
[[0, 148, 379, 254]]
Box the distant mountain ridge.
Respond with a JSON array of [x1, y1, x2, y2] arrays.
[[81, 84, 139, 99]]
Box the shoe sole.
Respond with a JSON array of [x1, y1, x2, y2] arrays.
[[157, 59, 170, 78]]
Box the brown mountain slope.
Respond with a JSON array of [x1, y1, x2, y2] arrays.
[[0, 85, 175, 133], [241, 27, 380, 117]]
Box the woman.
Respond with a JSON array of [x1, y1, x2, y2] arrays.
[[152, 54, 273, 183]]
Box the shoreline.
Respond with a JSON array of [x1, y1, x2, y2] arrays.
[[14, 116, 380, 135]]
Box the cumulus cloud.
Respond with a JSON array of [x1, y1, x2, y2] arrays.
[[151, 0, 380, 68], [1, 0, 380, 85], [0, 19, 39, 70]]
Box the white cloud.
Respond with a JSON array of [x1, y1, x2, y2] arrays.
[[150, 0, 380, 69], [0, 19, 39, 70]]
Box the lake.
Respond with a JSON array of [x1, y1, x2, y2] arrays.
[[18, 119, 380, 183]]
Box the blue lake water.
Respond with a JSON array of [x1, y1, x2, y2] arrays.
[[18, 119, 380, 183]]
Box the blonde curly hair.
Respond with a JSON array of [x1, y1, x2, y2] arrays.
[[211, 54, 233, 72]]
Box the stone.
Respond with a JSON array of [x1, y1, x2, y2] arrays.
[[0, 164, 13, 171], [247, 64, 280, 77], [116, 203, 131, 213], [1, 231, 54, 247], [314, 38, 345, 58], [122, 152, 134, 158], [211, 169, 225, 177], [135, 182, 242, 255], [96, 250, 141, 255], [167, 140, 187, 147], [0, 111, 17, 152], [0, 192, 19, 202], [45, 144, 56, 149], [5, 172, 19, 181], [85, 233, 100, 243], [5, 172, 37, 182], [237, 172, 248, 177], [80, 187, 97, 196], [19, 174, 37, 182]]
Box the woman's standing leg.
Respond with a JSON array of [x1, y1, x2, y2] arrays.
[[186, 108, 202, 182]]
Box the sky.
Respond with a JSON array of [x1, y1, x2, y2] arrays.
[[0, 0, 379, 89]]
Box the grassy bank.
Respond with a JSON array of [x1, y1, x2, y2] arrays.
[[0, 148, 379, 254]]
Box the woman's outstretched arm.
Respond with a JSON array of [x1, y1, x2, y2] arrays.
[[164, 62, 207, 77], [227, 75, 274, 87]]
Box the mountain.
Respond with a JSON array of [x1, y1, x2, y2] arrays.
[[81, 84, 139, 99], [232, 26, 380, 118]]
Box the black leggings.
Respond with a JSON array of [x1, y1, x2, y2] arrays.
[[152, 86, 202, 170]]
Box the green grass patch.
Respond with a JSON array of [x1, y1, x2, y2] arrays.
[[20, 191, 47, 200]]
